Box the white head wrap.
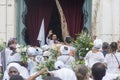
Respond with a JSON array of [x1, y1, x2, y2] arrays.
[[7, 63, 21, 73], [3, 63, 29, 80], [93, 39, 103, 49], [60, 45, 70, 55], [35, 47, 43, 55], [54, 60, 65, 69], [27, 47, 36, 55]]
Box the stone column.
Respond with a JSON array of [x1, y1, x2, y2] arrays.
[[0, 0, 16, 43], [91, 0, 120, 43]]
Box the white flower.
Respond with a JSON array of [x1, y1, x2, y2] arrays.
[[22, 46, 27, 52], [86, 48, 89, 50], [16, 48, 21, 53]]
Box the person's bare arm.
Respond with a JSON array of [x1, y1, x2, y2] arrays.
[[28, 68, 48, 80]]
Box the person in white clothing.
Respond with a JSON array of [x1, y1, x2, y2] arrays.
[[103, 42, 120, 80], [3, 63, 29, 80], [57, 45, 75, 68], [0, 38, 22, 73], [51, 68, 77, 80], [85, 39, 104, 68]]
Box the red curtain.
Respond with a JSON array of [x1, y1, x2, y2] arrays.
[[59, 0, 84, 38], [25, 0, 54, 46], [25, 0, 84, 46]]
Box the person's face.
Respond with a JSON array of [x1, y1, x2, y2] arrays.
[[52, 34, 57, 40], [8, 67, 19, 77]]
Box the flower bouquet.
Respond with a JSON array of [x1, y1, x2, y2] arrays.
[[72, 32, 93, 58], [36, 59, 55, 79], [16, 45, 28, 63]]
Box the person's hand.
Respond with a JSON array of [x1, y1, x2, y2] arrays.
[[39, 68, 48, 75]]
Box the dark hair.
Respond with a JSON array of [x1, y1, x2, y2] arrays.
[[102, 42, 109, 50], [7, 38, 17, 47], [92, 63, 106, 80], [65, 36, 72, 43], [110, 42, 118, 53], [44, 76, 61, 80], [10, 75, 24, 80]]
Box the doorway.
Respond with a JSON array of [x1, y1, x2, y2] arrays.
[[47, 3, 63, 42]]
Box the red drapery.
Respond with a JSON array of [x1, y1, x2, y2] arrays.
[[25, 0, 84, 46], [59, 0, 84, 38], [25, 0, 54, 46]]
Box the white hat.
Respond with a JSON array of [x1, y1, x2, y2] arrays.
[[54, 60, 65, 69], [27, 47, 36, 55], [60, 45, 70, 55], [93, 39, 103, 49]]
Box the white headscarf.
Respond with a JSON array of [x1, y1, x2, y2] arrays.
[[3, 63, 29, 80], [35, 47, 43, 55], [54, 60, 65, 69], [6, 63, 21, 74], [93, 39, 103, 49], [27, 47, 36, 55], [3, 63, 22, 80], [60, 45, 70, 55]]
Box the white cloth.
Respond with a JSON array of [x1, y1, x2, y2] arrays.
[[43, 51, 51, 57], [27, 47, 36, 55], [5, 48, 22, 66], [104, 52, 120, 74], [102, 72, 120, 80], [27, 58, 37, 75], [3, 63, 29, 80], [35, 47, 43, 55], [54, 60, 65, 69], [84, 51, 104, 68], [60, 45, 70, 55], [41, 45, 49, 51], [93, 39, 102, 49], [52, 68, 77, 80], [57, 55, 75, 68]]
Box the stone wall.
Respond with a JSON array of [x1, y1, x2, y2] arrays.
[[91, 0, 120, 43], [0, 0, 16, 43]]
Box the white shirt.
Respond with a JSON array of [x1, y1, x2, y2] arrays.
[[104, 52, 120, 74], [85, 51, 104, 68], [5, 48, 22, 66], [57, 55, 75, 65]]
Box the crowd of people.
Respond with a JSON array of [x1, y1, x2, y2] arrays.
[[0, 30, 120, 80]]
